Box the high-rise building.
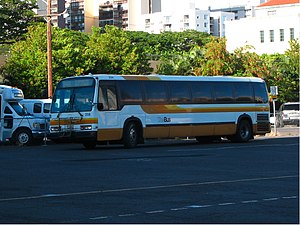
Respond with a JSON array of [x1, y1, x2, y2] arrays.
[[99, 0, 129, 30]]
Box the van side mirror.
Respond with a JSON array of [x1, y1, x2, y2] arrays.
[[97, 103, 104, 111]]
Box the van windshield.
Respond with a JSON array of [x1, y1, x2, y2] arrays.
[[9, 102, 27, 116], [284, 104, 300, 111]]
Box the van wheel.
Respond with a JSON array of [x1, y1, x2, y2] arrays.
[[123, 123, 138, 148], [231, 120, 252, 142], [14, 128, 33, 146]]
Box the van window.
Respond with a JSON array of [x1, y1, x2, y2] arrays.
[[34, 103, 42, 113], [44, 103, 51, 113], [283, 104, 299, 110]]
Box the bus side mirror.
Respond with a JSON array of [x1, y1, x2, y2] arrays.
[[97, 103, 104, 111]]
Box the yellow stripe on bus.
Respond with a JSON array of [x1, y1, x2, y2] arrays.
[[141, 105, 269, 114], [50, 118, 98, 125]]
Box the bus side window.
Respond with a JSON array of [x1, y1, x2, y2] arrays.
[[253, 83, 269, 103], [213, 82, 234, 103], [99, 86, 117, 111], [234, 82, 254, 103], [191, 82, 212, 104]]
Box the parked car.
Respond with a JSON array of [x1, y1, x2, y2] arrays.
[[278, 102, 300, 127]]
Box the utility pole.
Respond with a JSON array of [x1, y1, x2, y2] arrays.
[[47, 0, 53, 99], [35, 3, 65, 99]]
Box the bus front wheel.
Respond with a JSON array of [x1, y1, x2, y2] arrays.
[[123, 123, 138, 148]]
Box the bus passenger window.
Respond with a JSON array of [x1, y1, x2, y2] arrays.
[[234, 83, 254, 103], [119, 81, 143, 104], [169, 82, 191, 103], [144, 81, 168, 103], [213, 83, 234, 103], [191, 82, 212, 103], [99, 86, 117, 111]]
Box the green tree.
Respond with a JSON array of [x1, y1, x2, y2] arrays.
[[194, 37, 233, 76], [86, 26, 152, 74], [231, 45, 269, 78], [263, 39, 299, 102], [0, 24, 91, 98], [0, 0, 37, 44]]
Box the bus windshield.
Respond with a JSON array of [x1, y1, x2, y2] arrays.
[[51, 78, 95, 113]]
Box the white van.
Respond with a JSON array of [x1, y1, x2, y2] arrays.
[[20, 99, 51, 119], [0, 85, 48, 145], [279, 102, 300, 126]]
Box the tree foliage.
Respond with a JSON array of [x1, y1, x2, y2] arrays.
[[0, 0, 37, 44], [1, 24, 91, 98], [86, 26, 152, 75], [262, 39, 299, 102]]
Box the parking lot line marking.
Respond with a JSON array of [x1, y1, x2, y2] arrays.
[[146, 210, 165, 214], [88, 195, 299, 221], [282, 196, 298, 199], [169, 143, 298, 152], [90, 216, 108, 220], [242, 200, 259, 203], [218, 202, 236, 206], [0, 175, 298, 202], [263, 198, 279, 201]]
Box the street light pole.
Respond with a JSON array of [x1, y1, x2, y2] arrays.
[[47, 0, 53, 98]]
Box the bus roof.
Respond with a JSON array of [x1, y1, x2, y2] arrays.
[[61, 74, 265, 83]]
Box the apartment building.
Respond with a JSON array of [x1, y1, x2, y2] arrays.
[[99, 0, 129, 30], [225, 0, 300, 54], [34, 0, 65, 28]]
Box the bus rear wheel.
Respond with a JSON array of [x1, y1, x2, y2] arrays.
[[230, 120, 252, 142], [123, 123, 138, 148]]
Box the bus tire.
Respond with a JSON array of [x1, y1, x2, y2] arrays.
[[231, 119, 252, 142], [14, 128, 33, 146], [123, 123, 138, 148]]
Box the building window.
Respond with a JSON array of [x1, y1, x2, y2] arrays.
[[280, 29, 284, 42], [260, 30, 264, 43], [290, 28, 294, 40], [269, 30, 274, 42]]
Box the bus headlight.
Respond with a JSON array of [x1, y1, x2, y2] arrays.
[[80, 125, 92, 130], [50, 126, 61, 132]]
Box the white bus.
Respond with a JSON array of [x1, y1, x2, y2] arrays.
[[0, 85, 49, 145], [49, 74, 270, 149]]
